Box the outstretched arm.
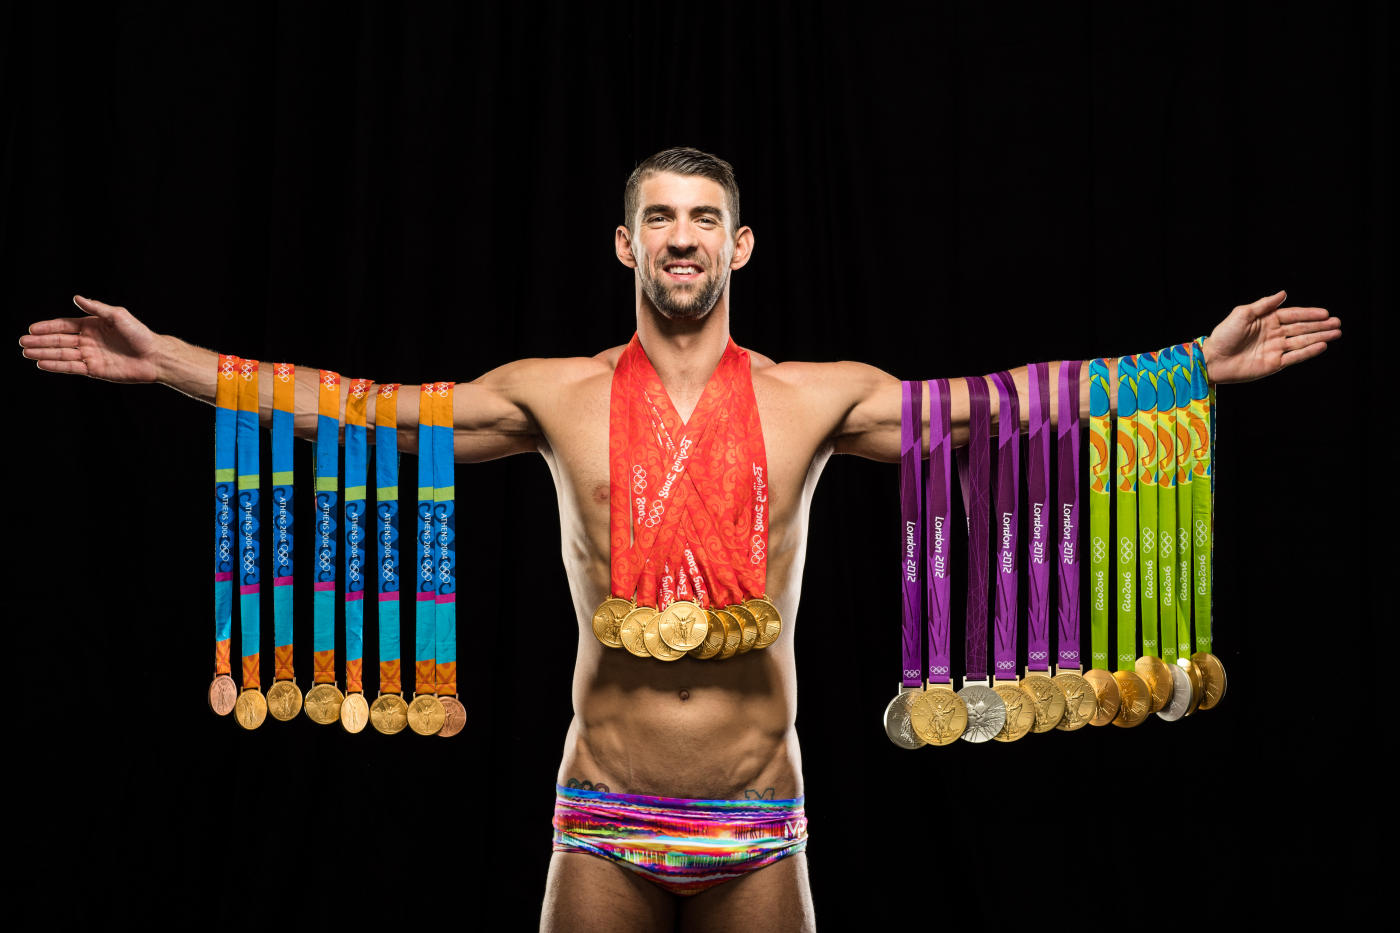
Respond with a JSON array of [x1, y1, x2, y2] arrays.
[[20, 295, 543, 461], [830, 290, 1341, 462]]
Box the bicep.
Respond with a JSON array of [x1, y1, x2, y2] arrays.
[[829, 363, 904, 462]]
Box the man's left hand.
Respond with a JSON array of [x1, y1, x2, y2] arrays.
[[1202, 290, 1341, 384]]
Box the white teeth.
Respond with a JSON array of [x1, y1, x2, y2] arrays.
[[668, 267, 698, 275]]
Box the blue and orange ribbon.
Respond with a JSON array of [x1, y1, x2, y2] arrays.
[[314, 371, 341, 687], [415, 384, 437, 697], [212, 354, 240, 686], [376, 384, 403, 695], [432, 383, 458, 700], [271, 363, 296, 683], [344, 378, 373, 697], [236, 358, 262, 691]]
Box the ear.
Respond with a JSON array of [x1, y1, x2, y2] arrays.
[[615, 225, 638, 269], [729, 225, 755, 271]]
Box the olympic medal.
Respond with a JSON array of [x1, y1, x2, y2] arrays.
[[957, 684, 1007, 744], [1052, 670, 1097, 732], [1083, 669, 1121, 726], [340, 692, 370, 733], [728, 604, 760, 654], [1111, 670, 1151, 728], [692, 610, 726, 660], [1156, 664, 1192, 722], [715, 609, 742, 660], [1191, 652, 1228, 710], [909, 686, 968, 746], [618, 606, 656, 659], [882, 689, 926, 749], [407, 694, 446, 736], [1021, 673, 1067, 733], [591, 597, 632, 650], [234, 689, 267, 731], [304, 683, 345, 725], [1134, 655, 1174, 713], [643, 612, 685, 661], [744, 597, 783, 649], [266, 680, 303, 722], [369, 693, 410, 735], [992, 681, 1037, 743], [208, 674, 237, 717], [437, 695, 467, 738], [657, 600, 709, 651], [1178, 657, 1205, 716]]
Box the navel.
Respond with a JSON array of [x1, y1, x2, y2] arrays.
[[678, 689, 690, 702]]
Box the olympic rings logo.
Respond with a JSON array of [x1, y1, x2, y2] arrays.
[[1141, 528, 1155, 555], [275, 364, 292, 382], [996, 659, 1015, 671], [1028, 650, 1048, 661], [322, 372, 339, 391], [436, 383, 449, 398], [1119, 536, 1134, 565], [1194, 519, 1208, 548], [239, 360, 256, 380], [643, 500, 665, 529], [929, 665, 950, 676], [750, 534, 766, 565], [243, 552, 255, 573], [1179, 528, 1189, 553], [219, 359, 236, 379], [632, 465, 647, 495], [1161, 534, 1174, 559], [1091, 536, 1106, 563], [351, 379, 369, 399]]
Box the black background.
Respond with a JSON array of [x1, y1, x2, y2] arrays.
[[6, 1, 1385, 926]]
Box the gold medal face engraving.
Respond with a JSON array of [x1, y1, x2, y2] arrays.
[[1111, 670, 1151, 728], [591, 597, 632, 650], [1052, 671, 1097, 732], [370, 693, 410, 735], [657, 600, 709, 651], [744, 597, 783, 649], [882, 690, 926, 749], [304, 683, 345, 725], [728, 604, 759, 654], [992, 682, 1037, 742], [340, 692, 370, 733], [618, 606, 656, 659], [692, 610, 726, 660], [1134, 656, 1174, 713], [642, 610, 685, 661], [234, 689, 267, 731], [957, 684, 1007, 744], [437, 696, 467, 737], [716, 609, 743, 660], [266, 680, 303, 722], [1021, 673, 1067, 733], [1191, 652, 1227, 710], [1084, 669, 1121, 726], [208, 674, 238, 717], [407, 694, 446, 736], [909, 686, 968, 746]]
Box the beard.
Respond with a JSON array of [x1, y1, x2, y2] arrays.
[[638, 258, 730, 321]]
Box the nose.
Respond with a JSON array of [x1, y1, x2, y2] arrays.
[[667, 217, 698, 253]]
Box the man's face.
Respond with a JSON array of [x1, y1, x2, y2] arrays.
[[618, 172, 750, 321]]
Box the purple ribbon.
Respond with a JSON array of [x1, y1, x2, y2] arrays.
[[990, 372, 1020, 682], [925, 379, 953, 685], [1026, 363, 1052, 673], [1056, 360, 1083, 669], [956, 377, 991, 681], [899, 381, 923, 687]]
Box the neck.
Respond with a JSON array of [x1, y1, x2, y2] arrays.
[[634, 285, 733, 406]]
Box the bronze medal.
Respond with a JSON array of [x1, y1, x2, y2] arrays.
[[1191, 651, 1227, 710], [591, 597, 632, 650], [642, 610, 686, 661], [437, 695, 467, 738], [727, 603, 759, 654], [715, 608, 742, 660], [369, 693, 410, 735], [208, 673, 238, 717], [1134, 655, 1174, 713], [692, 610, 725, 660], [1111, 669, 1151, 728], [1052, 670, 1097, 732], [908, 686, 968, 746], [304, 682, 345, 725], [1084, 669, 1121, 726], [407, 693, 445, 736], [744, 597, 783, 649], [266, 680, 303, 722], [618, 606, 656, 659], [234, 688, 267, 731], [1021, 672, 1067, 733], [657, 600, 709, 652], [339, 692, 370, 733], [992, 681, 1037, 742]]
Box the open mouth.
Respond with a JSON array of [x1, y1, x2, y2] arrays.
[[662, 262, 703, 281]]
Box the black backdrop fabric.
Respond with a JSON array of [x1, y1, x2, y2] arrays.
[[5, 1, 1386, 926]]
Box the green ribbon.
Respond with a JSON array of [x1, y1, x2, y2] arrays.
[[1134, 353, 1159, 657], [1115, 356, 1138, 671], [1171, 345, 1194, 659], [1190, 340, 1214, 653], [1088, 359, 1113, 671], [1154, 353, 1178, 664]]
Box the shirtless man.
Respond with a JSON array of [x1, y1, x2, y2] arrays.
[[20, 147, 1342, 931]]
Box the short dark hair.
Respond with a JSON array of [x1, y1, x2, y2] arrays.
[[623, 147, 741, 233]]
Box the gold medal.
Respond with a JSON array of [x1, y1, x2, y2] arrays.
[[715, 608, 742, 660], [1084, 669, 1121, 726], [744, 597, 783, 649], [234, 688, 267, 731], [266, 680, 303, 722], [1190, 651, 1227, 710], [208, 673, 237, 717], [992, 681, 1037, 742], [591, 597, 632, 650], [369, 693, 410, 735], [340, 692, 370, 733], [618, 606, 656, 659], [692, 610, 726, 660], [908, 686, 968, 746], [407, 693, 445, 736], [1178, 657, 1205, 716], [657, 600, 709, 651], [1020, 671, 1067, 733], [727, 603, 759, 654], [304, 682, 345, 725], [642, 610, 686, 661], [1134, 655, 1174, 713], [1052, 669, 1097, 732], [437, 695, 467, 737], [1111, 670, 1151, 728]]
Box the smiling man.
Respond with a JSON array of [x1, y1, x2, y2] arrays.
[[20, 147, 1341, 932]]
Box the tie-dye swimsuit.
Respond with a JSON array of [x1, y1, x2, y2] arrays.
[[551, 783, 809, 896]]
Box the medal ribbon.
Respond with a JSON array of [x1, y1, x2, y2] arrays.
[[236, 359, 262, 690], [1115, 357, 1139, 671], [1189, 341, 1214, 653], [433, 383, 458, 699], [956, 377, 991, 682], [926, 379, 953, 685], [1170, 345, 1195, 658], [415, 384, 436, 696], [990, 372, 1020, 682], [212, 354, 239, 679], [344, 378, 373, 695], [1133, 353, 1159, 657], [1056, 360, 1082, 670], [313, 370, 341, 685], [1087, 359, 1112, 671], [271, 363, 296, 682], [899, 381, 923, 688], [375, 384, 403, 695], [1026, 364, 1052, 673], [1154, 352, 1178, 662]]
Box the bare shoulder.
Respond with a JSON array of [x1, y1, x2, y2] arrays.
[[474, 348, 619, 391], [748, 353, 896, 443]]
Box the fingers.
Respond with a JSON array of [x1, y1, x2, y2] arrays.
[[19, 332, 81, 349], [1279, 341, 1329, 368], [1276, 306, 1332, 325], [1279, 316, 1341, 337], [32, 358, 90, 376], [22, 345, 84, 362], [1284, 328, 1342, 352], [73, 295, 121, 318], [1244, 289, 1287, 320], [25, 317, 86, 336]]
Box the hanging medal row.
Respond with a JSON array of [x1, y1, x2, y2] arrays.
[[884, 342, 1227, 748], [206, 357, 465, 736]]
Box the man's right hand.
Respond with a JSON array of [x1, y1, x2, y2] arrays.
[[20, 295, 168, 383]]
